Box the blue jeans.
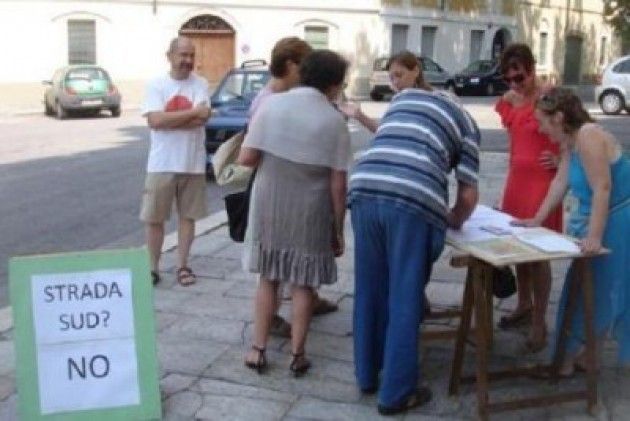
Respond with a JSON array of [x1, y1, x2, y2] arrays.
[[351, 200, 444, 407]]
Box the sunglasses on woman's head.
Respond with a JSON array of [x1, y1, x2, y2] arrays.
[[537, 93, 558, 112], [503, 73, 525, 84]]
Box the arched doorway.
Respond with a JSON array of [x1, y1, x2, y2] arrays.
[[179, 14, 235, 85], [491, 28, 512, 60]]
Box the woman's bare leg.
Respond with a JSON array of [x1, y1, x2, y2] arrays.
[[290, 285, 314, 356], [245, 278, 278, 364]]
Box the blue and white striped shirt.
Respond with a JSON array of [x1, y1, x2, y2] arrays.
[[347, 89, 480, 229]]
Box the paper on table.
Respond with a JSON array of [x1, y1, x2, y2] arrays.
[[447, 205, 528, 244], [515, 231, 581, 253]]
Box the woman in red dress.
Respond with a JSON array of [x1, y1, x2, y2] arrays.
[[495, 44, 563, 352]]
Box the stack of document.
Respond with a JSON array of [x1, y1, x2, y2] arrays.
[[447, 205, 582, 254]]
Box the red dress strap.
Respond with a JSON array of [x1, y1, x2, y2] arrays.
[[495, 98, 515, 128]]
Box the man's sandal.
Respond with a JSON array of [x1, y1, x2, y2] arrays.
[[244, 345, 267, 374], [177, 267, 197, 286], [289, 352, 311, 378], [377, 386, 433, 415]]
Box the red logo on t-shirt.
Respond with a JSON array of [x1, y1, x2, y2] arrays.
[[165, 95, 193, 111]]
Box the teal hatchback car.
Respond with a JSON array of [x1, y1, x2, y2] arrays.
[[43, 65, 122, 119]]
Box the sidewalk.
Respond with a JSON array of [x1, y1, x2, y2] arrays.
[[1, 150, 628, 420]]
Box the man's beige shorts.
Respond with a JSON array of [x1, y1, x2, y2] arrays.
[[140, 173, 208, 223]]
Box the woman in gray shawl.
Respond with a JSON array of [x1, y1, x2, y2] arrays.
[[238, 50, 350, 376]]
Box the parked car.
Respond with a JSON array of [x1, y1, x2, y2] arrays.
[[595, 55, 630, 115], [369, 55, 452, 101], [43, 65, 121, 119], [205, 60, 270, 176], [450, 59, 508, 96]]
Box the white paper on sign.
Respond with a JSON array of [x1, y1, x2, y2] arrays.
[[37, 339, 140, 414], [31, 269, 135, 345], [515, 232, 581, 253]]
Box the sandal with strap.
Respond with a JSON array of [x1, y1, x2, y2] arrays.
[[377, 386, 433, 415], [177, 266, 197, 286], [289, 352, 311, 378], [244, 345, 267, 374]]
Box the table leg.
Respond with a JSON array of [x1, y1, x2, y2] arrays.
[[472, 261, 490, 421], [484, 271, 494, 348], [578, 258, 598, 412], [550, 262, 581, 378], [449, 267, 474, 396]]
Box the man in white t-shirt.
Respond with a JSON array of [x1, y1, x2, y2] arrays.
[[140, 36, 210, 286]]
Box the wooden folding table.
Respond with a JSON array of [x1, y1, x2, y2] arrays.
[[446, 229, 604, 420]]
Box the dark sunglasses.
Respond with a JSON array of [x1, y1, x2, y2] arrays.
[[537, 93, 558, 112], [503, 73, 525, 84]]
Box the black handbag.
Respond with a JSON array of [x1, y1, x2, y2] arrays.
[[224, 170, 255, 242], [491, 266, 517, 299]]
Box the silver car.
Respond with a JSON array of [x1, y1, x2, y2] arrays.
[[595, 55, 630, 115], [369, 55, 452, 101]]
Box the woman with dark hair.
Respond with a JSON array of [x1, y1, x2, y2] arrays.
[[495, 43, 563, 353], [515, 87, 630, 375], [238, 50, 350, 377]]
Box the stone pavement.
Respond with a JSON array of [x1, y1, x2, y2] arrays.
[[0, 150, 629, 420]]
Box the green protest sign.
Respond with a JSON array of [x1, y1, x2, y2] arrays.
[[9, 248, 161, 420]]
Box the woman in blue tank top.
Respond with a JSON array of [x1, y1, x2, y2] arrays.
[[514, 87, 630, 376]]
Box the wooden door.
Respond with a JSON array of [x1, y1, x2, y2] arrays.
[[187, 33, 235, 85]]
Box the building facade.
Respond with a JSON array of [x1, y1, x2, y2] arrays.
[[0, 0, 618, 109]]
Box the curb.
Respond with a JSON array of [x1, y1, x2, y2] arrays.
[[161, 209, 228, 252], [1, 104, 141, 118], [0, 209, 229, 333]]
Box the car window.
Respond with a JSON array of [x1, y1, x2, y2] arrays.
[[478, 61, 494, 73], [613, 59, 630, 74], [243, 72, 269, 98], [374, 58, 388, 71], [217, 73, 245, 102], [422, 57, 440, 73], [213, 70, 270, 103], [65, 68, 109, 81], [462, 60, 494, 74]]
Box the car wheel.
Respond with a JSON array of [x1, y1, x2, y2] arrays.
[[110, 106, 121, 117], [55, 102, 67, 120], [485, 83, 495, 96], [600, 91, 624, 115], [370, 91, 383, 101], [446, 82, 457, 95]]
